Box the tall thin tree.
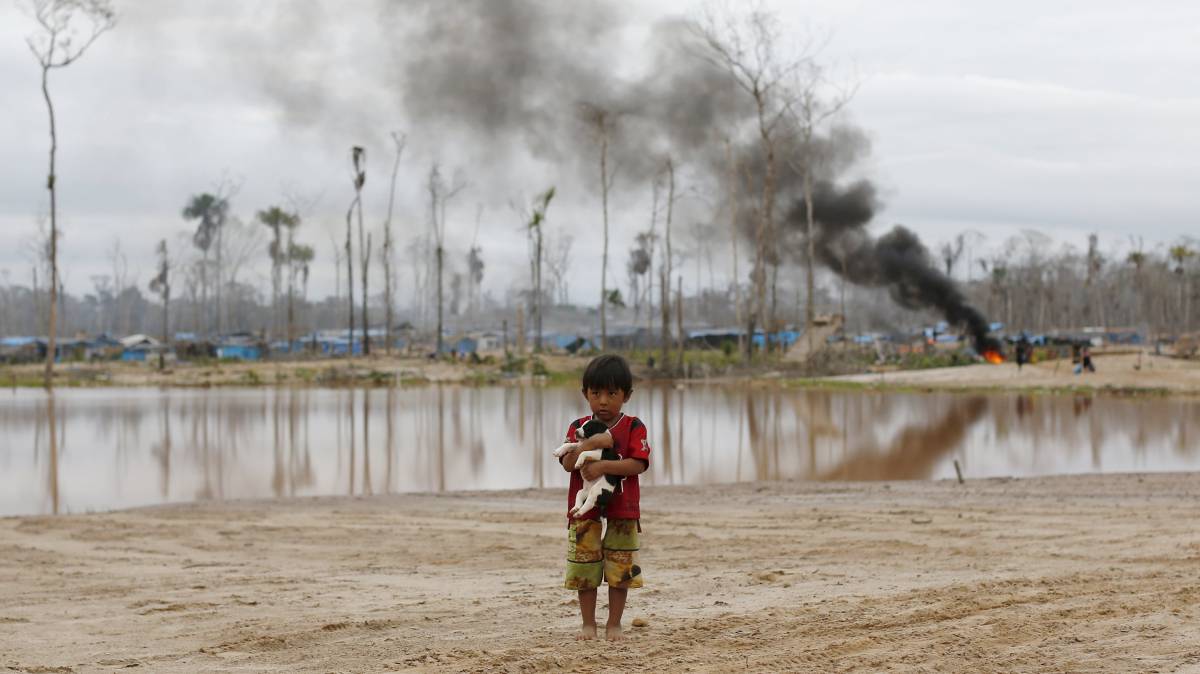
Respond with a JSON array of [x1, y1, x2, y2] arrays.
[[346, 147, 366, 358], [182, 193, 228, 337], [693, 5, 801, 360], [660, 158, 676, 367], [382, 132, 406, 356], [25, 0, 115, 387], [526, 188, 556, 352], [581, 104, 618, 350], [788, 61, 857, 355], [427, 165, 466, 356], [148, 239, 170, 371], [257, 205, 296, 341]]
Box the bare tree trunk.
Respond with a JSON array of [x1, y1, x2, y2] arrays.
[[742, 98, 776, 362], [535, 223, 543, 352], [215, 224, 223, 336], [839, 254, 848, 348], [647, 177, 660, 353], [345, 200, 355, 360], [725, 139, 745, 357], [599, 128, 610, 351], [803, 158, 816, 355], [436, 244, 444, 355], [286, 251, 295, 351], [349, 146, 365, 358], [40, 65, 58, 389], [359, 223, 370, 357], [382, 133, 405, 357], [271, 225, 281, 341], [676, 275, 684, 374], [661, 159, 675, 367], [769, 261, 779, 350], [163, 280, 170, 367], [646, 272, 654, 354]]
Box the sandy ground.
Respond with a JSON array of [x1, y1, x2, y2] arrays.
[[3, 475, 1200, 673], [831, 353, 1200, 394]]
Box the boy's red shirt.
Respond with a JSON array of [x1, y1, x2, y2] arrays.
[[564, 413, 651, 522]]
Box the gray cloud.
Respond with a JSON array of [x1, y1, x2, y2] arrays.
[[2, 0, 1199, 305]]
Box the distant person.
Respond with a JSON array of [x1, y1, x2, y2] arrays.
[[555, 354, 651, 642], [1081, 345, 1096, 373], [1016, 336, 1030, 372]]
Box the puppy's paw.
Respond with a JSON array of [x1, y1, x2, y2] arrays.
[[552, 442, 578, 457]]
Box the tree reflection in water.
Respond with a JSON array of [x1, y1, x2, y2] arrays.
[[2, 386, 1197, 516]]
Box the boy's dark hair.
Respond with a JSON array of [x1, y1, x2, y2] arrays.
[[581, 354, 633, 395]]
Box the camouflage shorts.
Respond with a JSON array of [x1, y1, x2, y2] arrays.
[[564, 518, 643, 591]]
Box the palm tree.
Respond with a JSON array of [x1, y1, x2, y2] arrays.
[[1169, 243, 1196, 332], [1126, 240, 1148, 328], [526, 187, 555, 352], [182, 193, 229, 336], [285, 241, 314, 349], [256, 206, 299, 341]]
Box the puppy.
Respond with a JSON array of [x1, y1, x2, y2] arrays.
[[553, 419, 621, 518]]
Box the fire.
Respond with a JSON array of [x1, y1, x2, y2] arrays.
[[983, 350, 1004, 365]]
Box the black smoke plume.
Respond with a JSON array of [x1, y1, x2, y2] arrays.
[[236, 0, 1000, 350], [786, 180, 1002, 354]]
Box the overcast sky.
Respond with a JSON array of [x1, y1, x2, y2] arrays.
[[2, 0, 1198, 305]]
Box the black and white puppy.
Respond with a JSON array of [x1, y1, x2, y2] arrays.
[[553, 419, 620, 518]]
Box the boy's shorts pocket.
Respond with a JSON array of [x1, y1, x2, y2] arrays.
[[564, 519, 603, 590], [603, 519, 643, 589]]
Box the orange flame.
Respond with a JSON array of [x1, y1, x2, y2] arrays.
[[983, 350, 1004, 365]]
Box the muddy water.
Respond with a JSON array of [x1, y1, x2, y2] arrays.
[[1, 386, 1196, 516]]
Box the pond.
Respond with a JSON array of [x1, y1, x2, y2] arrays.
[[1, 385, 1197, 516]]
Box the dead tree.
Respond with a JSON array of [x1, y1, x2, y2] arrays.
[[660, 157, 676, 367], [467, 235, 486, 318], [646, 177, 662, 350], [692, 5, 799, 360], [545, 234, 572, 306], [723, 137, 745, 355], [24, 0, 116, 387], [788, 62, 856, 355], [381, 132, 406, 356], [525, 188, 556, 352], [581, 104, 618, 350], [427, 164, 466, 356], [676, 275, 684, 373], [148, 239, 170, 370], [358, 198, 371, 356], [346, 146, 365, 358]]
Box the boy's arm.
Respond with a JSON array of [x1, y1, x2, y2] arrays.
[[559, 433, 614, 472], [579, 457, 647, 481]]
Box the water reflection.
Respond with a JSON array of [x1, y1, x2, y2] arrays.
[[1, 386, 1198, 516]]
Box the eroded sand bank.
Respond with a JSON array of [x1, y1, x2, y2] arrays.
[[2, 475, 1199, 673]]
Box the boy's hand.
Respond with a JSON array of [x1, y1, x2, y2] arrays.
[[560, 448, 582, 473], [580, 460, 607, 482]]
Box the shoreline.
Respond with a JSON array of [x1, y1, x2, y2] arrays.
[[3, 351, 1199, 397], [2, 473, 1199, 672]]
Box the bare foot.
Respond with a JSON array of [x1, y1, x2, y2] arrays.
[[606, 624, 624, 642], [576, 624, 598, 641]]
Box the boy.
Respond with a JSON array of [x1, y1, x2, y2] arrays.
[[559, 354, 650, 642]]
